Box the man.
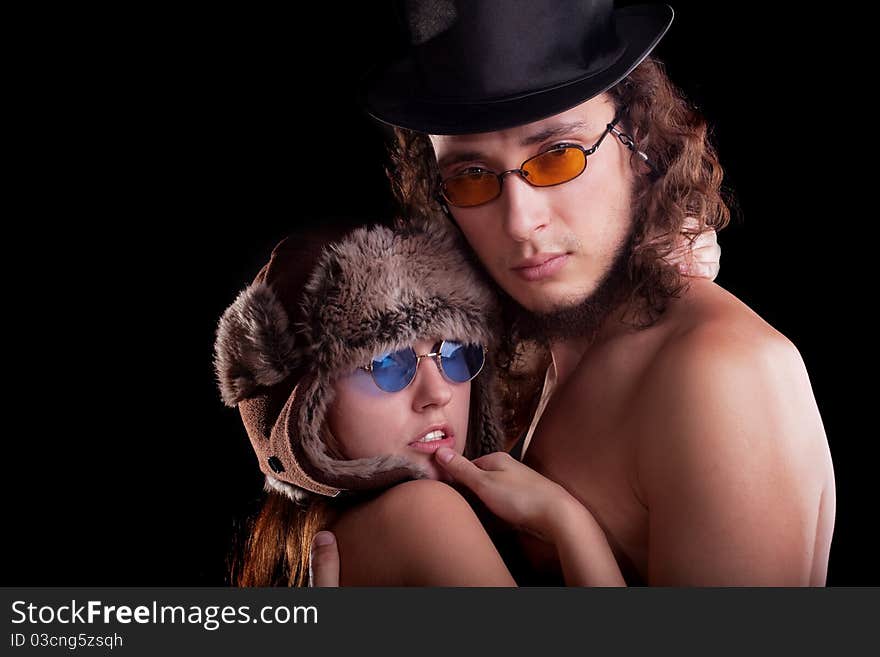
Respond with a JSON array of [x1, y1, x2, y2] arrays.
[[310, 0, 835, 585]]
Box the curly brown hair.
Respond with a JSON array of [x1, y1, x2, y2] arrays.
[[384, 57, 734, 442]]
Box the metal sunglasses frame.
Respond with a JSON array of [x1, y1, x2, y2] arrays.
[[438, 108, 658, 209], [358, 340, 488, 392]]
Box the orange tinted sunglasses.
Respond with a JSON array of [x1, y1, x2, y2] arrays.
[[439, 109, 655, 208]]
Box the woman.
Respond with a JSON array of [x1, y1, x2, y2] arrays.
[[214, 218, 644, 586]]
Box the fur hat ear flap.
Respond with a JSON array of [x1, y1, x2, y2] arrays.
[[214, 282, 301, 407], [263, 475, 309, 504]]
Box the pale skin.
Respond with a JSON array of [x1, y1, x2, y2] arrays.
[[314, 249, 719, 586], [323, 339, 625, 586], [325, 338, 473, 484], [310, 242, 722, 586], [313, 92, 833, 586]]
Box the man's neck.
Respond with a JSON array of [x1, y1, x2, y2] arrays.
[[548, 300, 632, 387]]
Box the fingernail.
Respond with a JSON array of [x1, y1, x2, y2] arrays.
[[312, 531, 335, 547], [436, 447, 455, 464]]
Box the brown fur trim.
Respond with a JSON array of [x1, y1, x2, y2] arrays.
[[299, 223, 498, 377], [214, 282, 300, 407], [288, 371, 430, 491], [220, 222, 508, 497]]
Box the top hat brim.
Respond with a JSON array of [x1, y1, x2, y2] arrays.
[[359, 4, 674, 135]]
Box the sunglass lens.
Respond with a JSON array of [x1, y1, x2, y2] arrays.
[[371, 348, 417, 392], [524, 147, 586, 186], [443, 171, 500, 207], [439, 341, 485, 383]]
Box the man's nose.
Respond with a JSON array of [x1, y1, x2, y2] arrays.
[[497, 172, 550, 242], [411, 357, 453, 410]]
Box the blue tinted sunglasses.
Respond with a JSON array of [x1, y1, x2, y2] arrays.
[[358, 340, 487, 393]]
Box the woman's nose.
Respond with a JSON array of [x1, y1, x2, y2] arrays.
[[410, 357, 453, 410]]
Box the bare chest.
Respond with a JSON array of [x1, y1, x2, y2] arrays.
[[521, 356, 651, 584]]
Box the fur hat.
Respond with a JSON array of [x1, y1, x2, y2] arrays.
[[214, 221, 506, 500]]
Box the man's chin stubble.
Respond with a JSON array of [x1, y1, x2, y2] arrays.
[[508, 235, 634, 344]]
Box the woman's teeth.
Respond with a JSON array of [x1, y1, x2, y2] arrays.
[[418, 430, 446, 442]]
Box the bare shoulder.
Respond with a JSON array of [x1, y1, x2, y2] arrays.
[[330, 480, 474, 564], [334, 479, 476, 532], [632, 281, 835, 584], [663, 278, 794, 350], [642, 279, 812, 394], [329, 479, 515, 586], [639, 279, 827, 458]]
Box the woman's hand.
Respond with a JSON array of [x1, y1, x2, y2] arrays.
[[434, 448, 579, 543], [435, 447, 626, 586], [670, 218, 721, 280], [309, 452, 626, 587]]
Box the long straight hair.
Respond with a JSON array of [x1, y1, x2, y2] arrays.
[[231, 491, 336, 587]]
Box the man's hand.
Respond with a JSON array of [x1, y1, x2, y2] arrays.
[[308, 531, 340, 587]]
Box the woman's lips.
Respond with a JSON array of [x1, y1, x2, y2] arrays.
[[407, 436, 455, 453], [512, 253, 570, 282]]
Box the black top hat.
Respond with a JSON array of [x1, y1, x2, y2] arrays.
[[358, 1, 674, 135]]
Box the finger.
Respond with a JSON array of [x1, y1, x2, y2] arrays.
[[683, 262, 719, 280], [308, 531, 340, 587], [681, 215, 701, 232], [471, 451, 514, 470], [690, 243, 716, 260], [692, 230, 718, 250], [706, 261, 721, 281], [435, 447, 487, 492]]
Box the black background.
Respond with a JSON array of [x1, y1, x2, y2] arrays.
[[7, 3, 868, 585]]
